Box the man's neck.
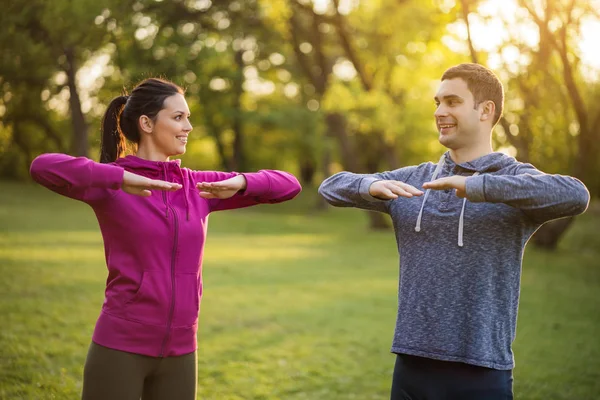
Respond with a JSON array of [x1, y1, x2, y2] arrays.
[[448, 144, 493, 165]]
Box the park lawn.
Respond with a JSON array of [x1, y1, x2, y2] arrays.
[[0, 181, 598, 400]]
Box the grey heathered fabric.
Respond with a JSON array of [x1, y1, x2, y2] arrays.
[[318, 151, 589, 370]]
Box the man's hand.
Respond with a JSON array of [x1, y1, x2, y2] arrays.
[[422, 176, 467, 198], [196, 175, 247, 199], [369, 180, 424, 200], [122, 171, 182, 197]]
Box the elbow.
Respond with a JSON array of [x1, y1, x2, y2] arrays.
[[574, 185, 591, 216], [317, 181, 325, 198], [317, 180, 337, 206], [274, 173, 302, 201], [317, 180, 329, 200], [289, 177, 302, 199], [29, 154, 48, 183]]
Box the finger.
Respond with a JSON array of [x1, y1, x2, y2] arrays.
[[388, 185, 413, 198], [135, 189, 152, 197], [197, 186, 221, 194], [403, 184, 424, 195], [393, 182, 423, 196], [197, 182, 219, 190], [381, 188, 399, 199], [198, 191, 217, 199], [422, 179, 450, 190], [202, 181, 234, 190], [386, 183, 418, 198], [148, 181, 182, 191]]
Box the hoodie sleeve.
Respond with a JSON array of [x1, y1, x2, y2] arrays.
[[30, 153, 124, 203], [318, 166, 418, 214], [192, 170, 302, 212], [465, 163, 590, 224]]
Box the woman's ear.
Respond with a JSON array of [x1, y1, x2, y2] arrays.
[[480, 100, 496, 122], [139, 115, 154, 134]]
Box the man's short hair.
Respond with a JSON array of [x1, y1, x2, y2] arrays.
[[441, 63, 504, 126]]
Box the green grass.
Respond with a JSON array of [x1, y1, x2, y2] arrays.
[[0, 181, 599, 400]]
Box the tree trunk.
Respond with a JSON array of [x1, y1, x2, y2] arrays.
[[202, 103, 233, 171], [315, 146, 331, 210], [232, 48, 246, 171], [299, 158, 316, 186], [325, 112, 357, 171], [64, 47, 88, 157], [531, 217, 575, 250], [459, 0, 479, 64], [12, 123, 34, 172]]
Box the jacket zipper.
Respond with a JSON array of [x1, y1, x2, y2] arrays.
[[159, 205, 178, 357], [159, 201, 178, 356]]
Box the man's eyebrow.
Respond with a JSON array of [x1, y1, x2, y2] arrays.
[[434, 94, 464, 102]]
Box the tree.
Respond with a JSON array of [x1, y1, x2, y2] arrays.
[[458, 0, 599, 249], [0, 0, 124, 180]]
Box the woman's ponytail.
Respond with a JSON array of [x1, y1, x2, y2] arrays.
[[100, 95, 128, 163]]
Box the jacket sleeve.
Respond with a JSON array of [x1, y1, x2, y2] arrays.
[[318, 166, 418, 214], [30, 153, 124, 203], [192, 170, 302, 213], [465, 163, 590, 224]]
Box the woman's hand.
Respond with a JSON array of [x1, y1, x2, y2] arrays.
[[196, 175, 247, 199], [121, 171, 182, 197]]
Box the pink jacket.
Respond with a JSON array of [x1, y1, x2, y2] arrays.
[[30, 154, 302, 357]]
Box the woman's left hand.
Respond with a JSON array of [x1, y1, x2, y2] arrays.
[[196, 175, 247, 199]]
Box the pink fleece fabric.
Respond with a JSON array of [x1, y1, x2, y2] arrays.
[[31, 154, 301, 357]]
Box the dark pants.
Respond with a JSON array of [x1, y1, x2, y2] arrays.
[[391, 354, 513, 400], [82, 342, 197, 400]]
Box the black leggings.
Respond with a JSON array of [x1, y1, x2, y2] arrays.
[[82, 342, 197, 400], [390, 354, 513, 400]]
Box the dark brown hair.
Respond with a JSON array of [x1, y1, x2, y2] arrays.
[[100, 78, 184, 163], [441, 63, 504, 126]]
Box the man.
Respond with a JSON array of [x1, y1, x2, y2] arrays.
[[318, 63, 589, 399]]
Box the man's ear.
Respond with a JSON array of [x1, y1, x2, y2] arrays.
[[480, 100, 495, 122], [139, 115, 154, 134]]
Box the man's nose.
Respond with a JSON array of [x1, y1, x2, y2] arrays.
[[434, 105, 447, 118]]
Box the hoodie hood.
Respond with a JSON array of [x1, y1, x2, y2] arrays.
[[415, 151, 515, 247], [115, 155, 191, 220], [114, 155, 182, 175]]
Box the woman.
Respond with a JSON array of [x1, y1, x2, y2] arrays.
[[30, 78, 302, 400]]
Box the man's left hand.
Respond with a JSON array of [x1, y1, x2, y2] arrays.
[[422, 176, 468, 198]]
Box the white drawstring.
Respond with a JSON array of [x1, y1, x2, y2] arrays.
[[415, 155, 446, 233], [414, 155, 479, 247], [458, 172, 479, 247]]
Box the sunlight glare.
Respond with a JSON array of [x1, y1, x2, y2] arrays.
[[446, 0, 600, 73], [580, 18, 600, 70]]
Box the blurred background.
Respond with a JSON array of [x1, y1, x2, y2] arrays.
[[1, 1, 599, 399]]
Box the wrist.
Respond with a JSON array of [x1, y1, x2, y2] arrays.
[[238, 174, 247, 190], [368, 182, 377, 197]]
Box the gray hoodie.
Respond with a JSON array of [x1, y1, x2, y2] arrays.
[[318, 151, 589, 370]]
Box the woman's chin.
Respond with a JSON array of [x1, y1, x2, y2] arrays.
[[172, 146, 186, 156]]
